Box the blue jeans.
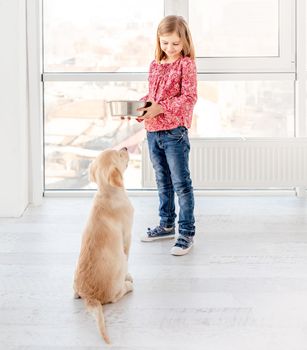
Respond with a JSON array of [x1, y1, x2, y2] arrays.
[[147, 126, 195, 237]]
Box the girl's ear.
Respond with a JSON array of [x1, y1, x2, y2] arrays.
[[108, 167, 123, 188], [89, 160, 98, 183]]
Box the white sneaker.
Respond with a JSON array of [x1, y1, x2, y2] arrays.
[[170, 235, 194, 256]]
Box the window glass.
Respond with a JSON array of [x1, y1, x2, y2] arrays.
[[189, 0, 279, 57], [191, 80, 294, 137], [43, 0, 163, 72], [44, 81, 148, 190]]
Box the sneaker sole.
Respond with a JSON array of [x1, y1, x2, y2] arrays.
[[140, 234, 175, 242], [170, 244, 193, 256]]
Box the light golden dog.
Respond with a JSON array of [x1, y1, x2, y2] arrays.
[[73, 147, 134, 344]]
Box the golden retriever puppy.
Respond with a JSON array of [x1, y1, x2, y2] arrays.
[[73, 147, 134, 344]]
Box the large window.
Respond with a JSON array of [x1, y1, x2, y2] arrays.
[[43, 0, 297, 190]]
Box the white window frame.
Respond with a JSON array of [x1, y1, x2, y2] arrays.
[[296, 0, 306, 137]]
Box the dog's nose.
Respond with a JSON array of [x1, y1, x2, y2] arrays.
[[121, 147, 128, 151]]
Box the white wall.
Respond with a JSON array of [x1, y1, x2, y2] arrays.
[[0, 0, 29, 217]]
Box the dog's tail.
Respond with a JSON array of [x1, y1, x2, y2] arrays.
[[86, 299, 110, 344]]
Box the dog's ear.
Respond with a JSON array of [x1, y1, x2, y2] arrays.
[[89, 160, 98, 183], [108, 167, 124, 188]]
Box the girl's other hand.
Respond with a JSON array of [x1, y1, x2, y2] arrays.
[[137, 100, 163, 120], [136, 117, 144, 123]]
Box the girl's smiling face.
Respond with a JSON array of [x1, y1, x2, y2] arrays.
[[159, 32, 183, 61]]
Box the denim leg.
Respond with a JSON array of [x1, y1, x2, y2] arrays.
[[163, 128, 195, 237], [147, 131, 176, 227]]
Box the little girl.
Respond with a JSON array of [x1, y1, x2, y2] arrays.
[[138, 15, 197, 256]]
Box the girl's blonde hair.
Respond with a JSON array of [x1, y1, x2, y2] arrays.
[[155, 15, 195, 62]]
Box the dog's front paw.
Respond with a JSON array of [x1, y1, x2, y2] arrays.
[[125, 273, 133, 282], [125, 280, 133, 293], [74, 291, 81, 299]]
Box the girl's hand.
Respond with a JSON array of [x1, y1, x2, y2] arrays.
[[137, 100, 164, 120]]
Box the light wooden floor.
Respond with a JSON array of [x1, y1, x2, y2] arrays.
[[1, 195, 307, 349]]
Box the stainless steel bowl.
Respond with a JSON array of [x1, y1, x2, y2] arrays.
[[107, 100, 146, 117]]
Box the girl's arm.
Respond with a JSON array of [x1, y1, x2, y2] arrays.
[[158, 58, 197, 116]]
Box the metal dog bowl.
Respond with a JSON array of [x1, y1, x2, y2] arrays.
[[107, 100, 152, 117]]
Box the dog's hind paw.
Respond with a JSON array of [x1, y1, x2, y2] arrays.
[[125, 273, 133, 282]]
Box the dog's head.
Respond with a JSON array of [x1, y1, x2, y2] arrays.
[[89, 148, 129, 189]]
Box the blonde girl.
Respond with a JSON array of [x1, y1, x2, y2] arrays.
[[138, 15, 197, 256]]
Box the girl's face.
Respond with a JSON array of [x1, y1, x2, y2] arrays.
[[159, 32, 183, 61]]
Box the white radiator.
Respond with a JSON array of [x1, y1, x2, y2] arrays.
[[141, 138, 307, 189]]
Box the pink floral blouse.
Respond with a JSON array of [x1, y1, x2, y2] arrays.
[[141, 56, 197, 132]]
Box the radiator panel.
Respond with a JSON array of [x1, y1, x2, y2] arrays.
[[142, 139, 307, 188]]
